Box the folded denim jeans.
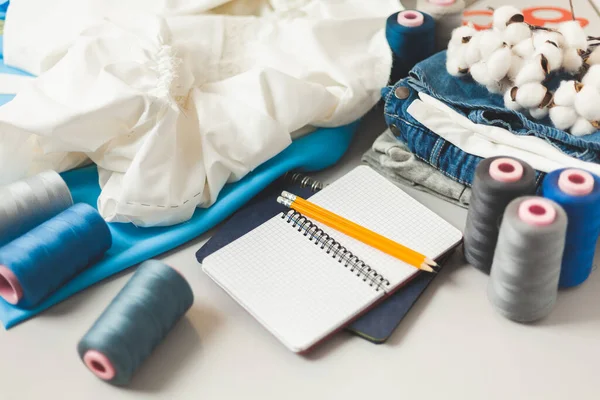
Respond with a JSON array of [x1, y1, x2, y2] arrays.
[[362, 129, 471, 208], [383, 51, 600, 187]]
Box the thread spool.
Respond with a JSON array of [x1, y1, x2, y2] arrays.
[[0, 203, 112, 308], [385, 10, 436, 83], [77, 260, 194, 386], [0, 170, 73, 247], [417, 0, 465, 51], [542, 168, 600, 288], [463, 157, 537, 274], [488, 197, 567, 323]]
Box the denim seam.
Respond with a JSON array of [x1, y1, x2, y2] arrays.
[[432, 137, 445, 166], [412, 150, 473, 187]]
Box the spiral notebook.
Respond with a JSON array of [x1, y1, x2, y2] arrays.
[[202, 166, 463, 353]]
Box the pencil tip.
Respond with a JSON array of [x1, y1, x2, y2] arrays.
[[425, 258, 439, 267], [421, 263, 435, 273]]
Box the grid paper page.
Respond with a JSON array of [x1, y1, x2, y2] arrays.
[[306, 166, 463, 289], [203, 215, 383, 353]]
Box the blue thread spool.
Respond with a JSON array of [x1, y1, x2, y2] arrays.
[[0, 203, 112, 307], [77, 260, 194, 386], [542, 168, 600, 288], [0, 170, 73, 247], [385, 10, 436, 84]]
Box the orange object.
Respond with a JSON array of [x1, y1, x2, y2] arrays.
[[278, 192, 437, 273]]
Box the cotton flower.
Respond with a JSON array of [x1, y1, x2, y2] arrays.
[[515, 82, 549, 108], [529, 107, 549, 120], [487, 79, 510, 94], [514, 55, 547, 86], [449, 25, 477, 53], [503, 23, 532, 46], [562, 47, 583, 73], [479, 30, 505, 60], [534, 41, 563, 72], [582, 65, 600, 89], [513, 38, 535, 58], [549, 106, 579, 130], [493, 6, 524, 31], [464, 33, 483, 66], [470, 61, 491, 86], [507, 55, 524, 81], [553, 80, 580, 106], [504, 87, 522, 110], [558, 21, 588, 52], [570, 117, 597, 136], [533, 31, 565, 49], [447, 55, 469, 77], [487, 46, 512, 81], [574, 85, 600, 121]]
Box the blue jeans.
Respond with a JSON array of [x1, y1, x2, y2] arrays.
[[383, 51, 600, 187]]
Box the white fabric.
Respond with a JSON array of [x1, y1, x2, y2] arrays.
[[0, 0, 397, 226], [0, 74, 34, 95], [408, 92, 600, 176]]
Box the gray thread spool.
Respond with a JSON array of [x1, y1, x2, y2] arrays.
[[0, 170, 73, 247], [77, 260, 194, 386], [463, 157, 536, 274], [416, 0, 466, 51], [488, 197, 567, 323]]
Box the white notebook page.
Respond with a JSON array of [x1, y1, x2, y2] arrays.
[[203, 166, 462, 352]]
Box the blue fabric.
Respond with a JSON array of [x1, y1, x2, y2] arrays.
[[0, 123, 357, 328], [384, 51, 600, 186]]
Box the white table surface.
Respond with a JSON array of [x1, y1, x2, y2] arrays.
[[1, 110, 600, 400]]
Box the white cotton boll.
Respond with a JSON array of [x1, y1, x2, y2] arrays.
[[534, 42, 563, 72], [514, 56, 546, 86], [515, 82, 548, 108], [513, 38, 535, 58], [533, 31, 565, 49], [562, 47, 583, 72], [553, 80, 579, 106], [507, 55, 524, 80], [574, 85, 600, 121], [550, 106, 579, 130], [464, 33, 482, 66], [470, 61, 491, 86], [559, 21, 588, 51], [582, 65, 600, 89], [504, 88, 522, 110], [487, 80, 508, 94], [479, 30, 504, 60], [587, 47, 600, 65], [503, 23, 532, 46], [493, 5, 523, 31], [570, 117, 597, 136], [449, 25, 477, 50], [487, 46, 512, 81], [446, 56, 469, 77], [529, 107, 549, 120]]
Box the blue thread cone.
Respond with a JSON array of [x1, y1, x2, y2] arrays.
[[542, 169, 600, 288]]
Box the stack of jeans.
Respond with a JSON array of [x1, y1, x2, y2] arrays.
[[363, 51, 600, 207]]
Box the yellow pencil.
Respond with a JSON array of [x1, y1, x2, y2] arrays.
[[277, 193, 437, 273]]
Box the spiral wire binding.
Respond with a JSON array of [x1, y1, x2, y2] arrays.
[[283, 172, 325, 192], [282, 210, 390, 292]]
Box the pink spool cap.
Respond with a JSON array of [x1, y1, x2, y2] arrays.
[[489, 158, 524, 183], [0, 266, 23, 305], [427, 0, 456, 5], [518, 198, 557, 226], [397, 10, 424, 27], [558, 169, 594, 196], [83, 350, 116, 381]]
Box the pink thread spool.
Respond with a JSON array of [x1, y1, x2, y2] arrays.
[[0, 266, 23, 305], [489, 158, 525, 183], [83, 350, 116, 381], [428, 0, 456, 5], [518, 198, 557, 226], [557, 169, 594, 196], [397, 10, 425, 27]]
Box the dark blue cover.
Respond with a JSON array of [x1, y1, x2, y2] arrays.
[[196, 172, 453, 343]]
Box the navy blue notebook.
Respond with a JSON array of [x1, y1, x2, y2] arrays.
[[196, 171, 457, 343]]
